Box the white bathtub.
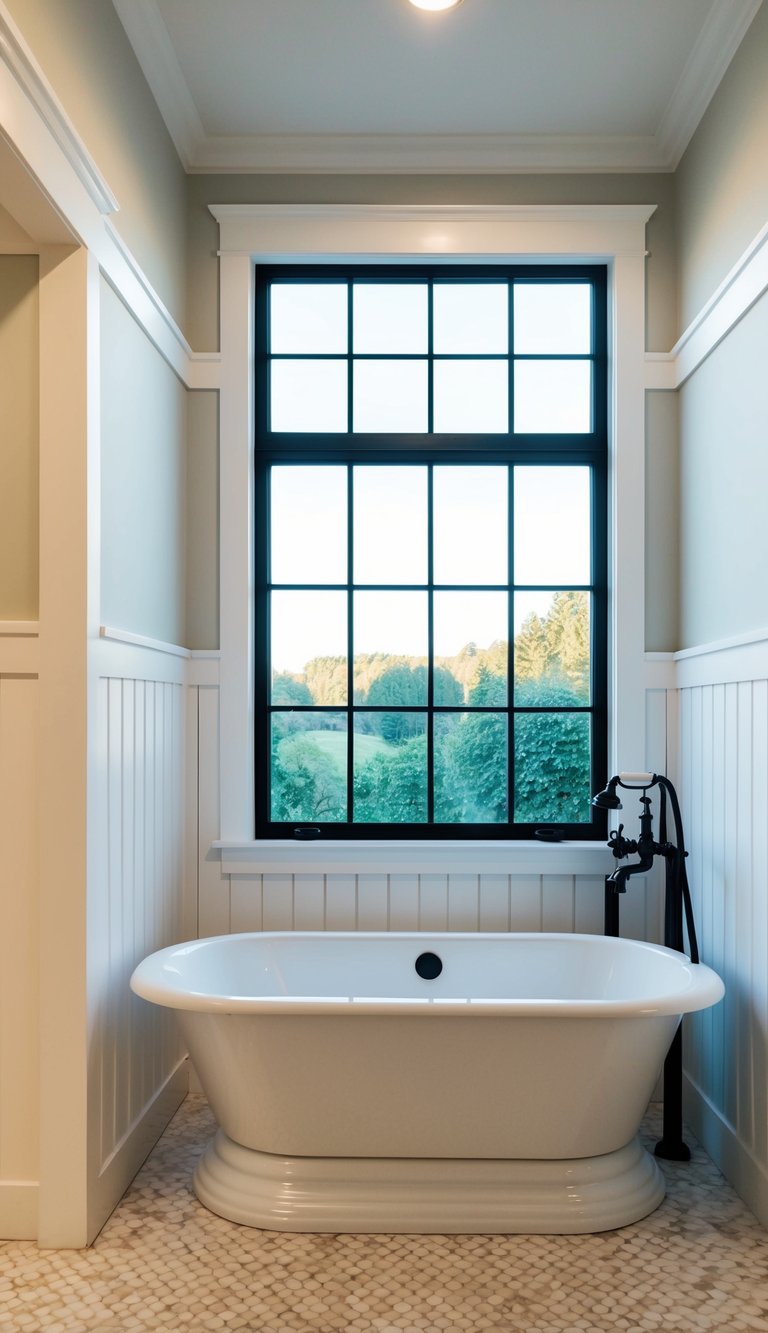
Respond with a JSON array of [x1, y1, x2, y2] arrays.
[[131, 931, 724, 1234]]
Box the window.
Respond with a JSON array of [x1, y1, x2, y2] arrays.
[[254, 264, 607, 839]]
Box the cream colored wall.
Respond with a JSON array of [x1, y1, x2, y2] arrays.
[[186, 391, 219, 651], [4, 0, 187, 328], [645, 392, 679, 653], [675, 0, 768, 649], [100, 279, 188, 646], [679, 291, 768, 649], [0, 255, 38, 618], [187, 173, 677, 352], [676, 1, 768, 333]]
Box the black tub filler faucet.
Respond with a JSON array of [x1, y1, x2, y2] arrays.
[[592, 770, 700, 1162]]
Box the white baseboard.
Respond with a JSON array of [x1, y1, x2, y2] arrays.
[[86, 1058, 189, 1245], [0, 1180, 38, 1240], [684, 1073, 768, 1229]]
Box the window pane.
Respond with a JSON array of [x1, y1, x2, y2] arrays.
[[270, 284, 347, 353], [514, 591, 590, 705], [354, 466, 427, 585], [271, 591, 347, 703], [353, 713, 427, 823], [514, 712, 591, 823], [271, 466, 347, 584], [433, 360, 508, 434], [433, 283, 508, 353], [353, 360, 428, 433], [354, 592, 428, 703], [353, 284, 428, 353], [271, 360, 347, 433], [514, 284, 591, 354], [433, 592, 508, 704], [514, 467, 590, 585], [271, 712, 347, 822], [433, 466, 507, 585], [434, 713, 508, 823], [514, 361, 591, 433]]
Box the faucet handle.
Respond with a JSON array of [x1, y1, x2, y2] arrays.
[[607, 824, 638, 859]]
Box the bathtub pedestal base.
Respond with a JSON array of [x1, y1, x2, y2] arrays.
[[193, 1130, 665, 1235]]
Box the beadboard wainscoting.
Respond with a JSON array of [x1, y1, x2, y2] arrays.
[[0, 626, 39, 1239], [676, 632, 768, 1229], [85, 635, 195, 1239]]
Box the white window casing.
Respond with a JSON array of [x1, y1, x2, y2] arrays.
[[212, 203, 656, 871]]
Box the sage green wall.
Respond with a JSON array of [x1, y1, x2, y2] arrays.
[[187, 173, 676, 353], [679, 291, 768, 649], [100, 279, 187, 645], [0, 256, 38, 619], [5, 0, 187, 328], [676, 2, 768, 333]]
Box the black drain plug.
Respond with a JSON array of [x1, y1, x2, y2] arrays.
[[415, 951, 443, 980]]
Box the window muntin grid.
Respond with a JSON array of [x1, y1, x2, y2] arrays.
[[255, 264, 607, 840]]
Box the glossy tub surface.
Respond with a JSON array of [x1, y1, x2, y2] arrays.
[[131, 931, 724, 1232]]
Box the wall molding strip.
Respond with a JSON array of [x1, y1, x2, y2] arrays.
[[0, 621, 39, 636], [671, 220, 768, 386], [88, 1061, 188, 1243], [197, 131, 668, 176], [0, 4, 118, 215], [684, 1076, 768, 1231], [99, 625, 191, 658]]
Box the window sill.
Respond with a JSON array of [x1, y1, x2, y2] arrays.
[[212, 839, 615, 876]]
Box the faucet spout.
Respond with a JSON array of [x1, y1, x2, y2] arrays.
[[608, 852, 656, 893]]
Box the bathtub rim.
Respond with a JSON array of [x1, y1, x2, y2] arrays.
[[130, 930, 725, 1019]]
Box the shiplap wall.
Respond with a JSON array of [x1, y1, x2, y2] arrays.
[[86, 642, 193, 1232], [0, 640, 39, 1240], [677, 645, 768, 1226]]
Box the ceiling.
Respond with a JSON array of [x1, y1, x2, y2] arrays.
[[112, 0, 763, 173]]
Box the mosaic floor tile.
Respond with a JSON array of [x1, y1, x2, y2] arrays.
[[1, 1097, 768, 1332]]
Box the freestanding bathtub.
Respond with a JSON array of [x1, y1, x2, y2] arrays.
[[130, 931, 724, 1234]]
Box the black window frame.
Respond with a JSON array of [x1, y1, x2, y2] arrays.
[[254, 263, 608, 841]]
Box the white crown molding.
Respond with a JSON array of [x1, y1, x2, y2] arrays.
[[0, 3, 118, 213], [193, 132, 667, 175], [111, 0, 203, 171], [111, 0, 759, 175], [656, 0, 763, 168]]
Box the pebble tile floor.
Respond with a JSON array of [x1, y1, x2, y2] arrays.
[[2, 1096, 768, 1333]]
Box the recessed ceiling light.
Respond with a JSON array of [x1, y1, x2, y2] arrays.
[[407, 0, 464, 11]]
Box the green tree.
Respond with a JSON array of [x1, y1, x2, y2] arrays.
[[353, 734, 427, 823], [271, 734, 346, 821]]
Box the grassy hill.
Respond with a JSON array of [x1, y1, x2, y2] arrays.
[[303, 729, 394, 776]]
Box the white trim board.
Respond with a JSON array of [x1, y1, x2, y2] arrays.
[[114, 0, 760, 175], [214, 840, 616, 877], [211, 203, 657, 259], [645, 220, 768, 389], [684, 1077, 768, 1231]]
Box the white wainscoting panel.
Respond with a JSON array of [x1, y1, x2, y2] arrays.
[[0, 670, 39, 1239], [87, 646, 192, 1234], [676, 649, 768, 1228]]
